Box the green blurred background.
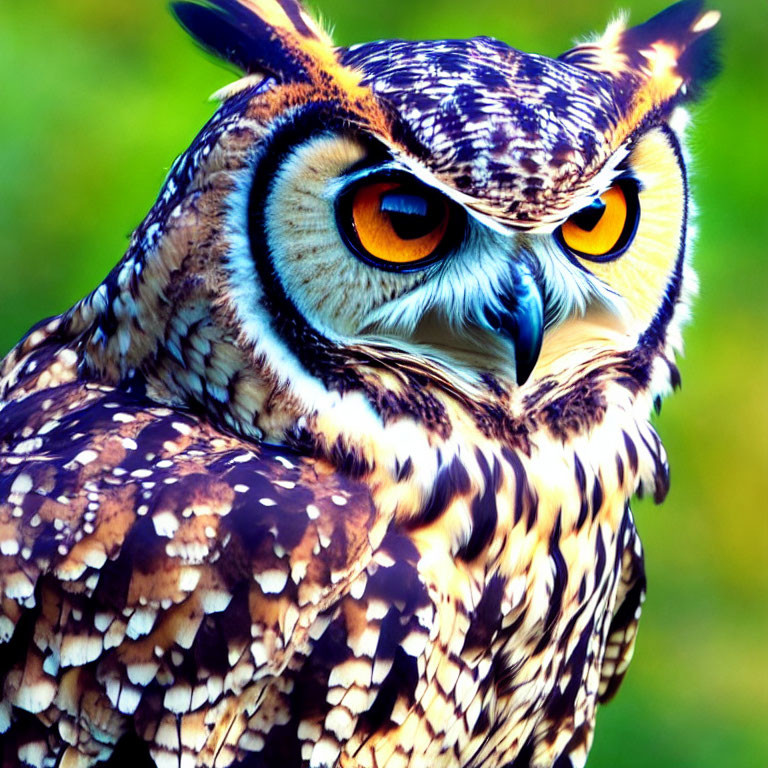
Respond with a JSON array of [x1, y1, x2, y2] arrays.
[[0, 0, 765, 765]]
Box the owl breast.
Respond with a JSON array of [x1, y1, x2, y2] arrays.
[[328, 435, 644, 768]]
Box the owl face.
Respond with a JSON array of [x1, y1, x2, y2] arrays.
[[73, 0, 719, 445], [234, 109, 686, 380]]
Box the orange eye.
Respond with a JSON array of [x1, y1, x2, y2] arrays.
[[558, 179, 640, 262], [337, 176, 458, 270]]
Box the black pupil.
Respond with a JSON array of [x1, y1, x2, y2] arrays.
[[380, 190, 442, 240], [570, 197, 606, 232]]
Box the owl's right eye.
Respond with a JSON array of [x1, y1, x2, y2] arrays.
[[336, 174, 462, 271], [556, 178, 640, 263]]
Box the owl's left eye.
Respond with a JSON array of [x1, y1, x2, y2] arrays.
[[556, 178, 640, 263], [336, 174, 462, 271]]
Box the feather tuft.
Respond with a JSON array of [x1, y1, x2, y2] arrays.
[[172, 0, 328, 82], [561, 1, 722, 109]]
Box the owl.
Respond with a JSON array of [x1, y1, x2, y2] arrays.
[[0, 1, 720, 767]]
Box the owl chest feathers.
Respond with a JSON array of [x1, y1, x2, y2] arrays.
[[0, 315, 663, 768], [304, 369, 661, 766]]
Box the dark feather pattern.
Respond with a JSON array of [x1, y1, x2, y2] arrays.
[[0, 381, 380, 766], [560, 0, 721, 105], [172, 0, 314, 81], [622, 0, 722, 101]]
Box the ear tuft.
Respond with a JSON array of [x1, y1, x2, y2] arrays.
[[172, 0, 333, 83], [561, 1, 721, 109], [676, 11, 722, 100], [620, 1, 721, 101]]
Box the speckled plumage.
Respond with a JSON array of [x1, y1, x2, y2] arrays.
[[0, 2, 719, 767]]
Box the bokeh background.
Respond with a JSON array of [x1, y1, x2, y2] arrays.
[[0, 0, 765, 765]]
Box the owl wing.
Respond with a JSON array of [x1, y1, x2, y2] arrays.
[[598, 513, 646, 703], [0, 380, 379, 767]]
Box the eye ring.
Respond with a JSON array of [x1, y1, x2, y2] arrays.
[[335, 171, 464, 272], [555, 177, 641, 264]]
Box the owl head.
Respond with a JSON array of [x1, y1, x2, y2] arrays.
[[45, 0, 719, 481]]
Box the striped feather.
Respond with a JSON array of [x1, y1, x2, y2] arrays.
[[173, 0, 366, 96], [560, 1, 721, 138]]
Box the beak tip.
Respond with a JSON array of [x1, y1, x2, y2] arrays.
[[514, 332, 543, 386], [515, 362, 533, 387], [511, 271, 545, 387]]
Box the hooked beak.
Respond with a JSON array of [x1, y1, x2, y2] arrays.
[[482, 264, 544, 386]]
